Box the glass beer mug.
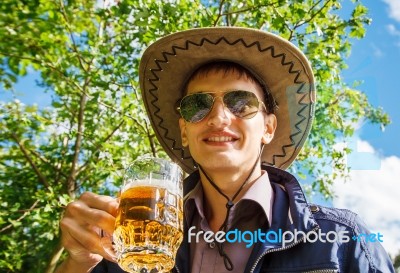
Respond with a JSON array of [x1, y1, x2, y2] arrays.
[[113, 156, 184, 273]]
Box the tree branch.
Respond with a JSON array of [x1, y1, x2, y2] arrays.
[[55, 136, 70, 185], [213, 0, 225, 26], [44, 239, 64, 273], [0, 51, 86, 95], [66, 93, 87, 197], [30, 150, 69, 180], [295, 0, 327, 28], [286, 0, 331, 41], [76, 119, 125, 176], [199, 0, 213, 20], [96, 100, 148, 134], [145, 120, 157, 157], [0, 200, 40, 233], [293, 0, 331, 30], [219, 1, 280, 17], [58, 0, 87, 71], [10, 133, 50, 188]]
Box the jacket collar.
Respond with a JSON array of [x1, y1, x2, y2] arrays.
[[245, 165, 319, 272], [264, 165, 318, 234], [182, 164, 318, 236], [175, 164, 319, 273]]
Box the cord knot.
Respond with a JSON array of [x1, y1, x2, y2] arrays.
[[226, 200, 234, 209]]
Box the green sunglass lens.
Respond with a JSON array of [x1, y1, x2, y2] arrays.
[[224, 91, 259, 119], [180, 93, 213, 123]]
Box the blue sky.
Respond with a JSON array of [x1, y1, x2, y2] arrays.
[[1, 0, 399, 256], [341, 0, 400, 158], [331, 0, 400, 257]]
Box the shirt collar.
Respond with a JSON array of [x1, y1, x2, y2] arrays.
[[237, 170, 274, 223], [184, 170, 274, 228]]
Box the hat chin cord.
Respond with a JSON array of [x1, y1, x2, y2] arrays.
[[197, 144, 265, 271]]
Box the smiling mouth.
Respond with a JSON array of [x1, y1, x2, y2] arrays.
[[207, 136, 235, 142]]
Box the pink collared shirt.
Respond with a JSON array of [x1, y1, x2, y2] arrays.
[[184, 171, 274, 273]]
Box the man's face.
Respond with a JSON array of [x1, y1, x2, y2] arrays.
[[178, 69, 277, 173]]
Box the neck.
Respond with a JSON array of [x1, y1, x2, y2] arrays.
[[199, 165, 262, 232]]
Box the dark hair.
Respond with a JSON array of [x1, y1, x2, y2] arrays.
[[184, 61, 276, 114]]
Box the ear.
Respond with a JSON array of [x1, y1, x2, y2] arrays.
[[179, 118, 189, 147], [262, 114, 277, 144]]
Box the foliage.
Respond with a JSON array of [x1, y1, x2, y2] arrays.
[[393, 251, 400, 273], [0, 0, 391, 272]]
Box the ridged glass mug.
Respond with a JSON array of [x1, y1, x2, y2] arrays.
[[113, 156, 184, 273]]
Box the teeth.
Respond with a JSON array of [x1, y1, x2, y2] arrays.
[[208, 136, 233, 142]]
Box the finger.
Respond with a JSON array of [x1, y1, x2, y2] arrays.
[[100, 232, 117, 262], [79, 192, 119, 216], [61, 216, 115, 261], [65, 199, 116, 234]]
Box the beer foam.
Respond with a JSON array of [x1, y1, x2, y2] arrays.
[[123, 178, 182, 196]]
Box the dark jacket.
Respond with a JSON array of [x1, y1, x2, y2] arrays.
[[92, 165, 395, 273]]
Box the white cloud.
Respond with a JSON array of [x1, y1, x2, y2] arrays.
[[385, 24, 400, 50], [333, 139, 400, 256], [386, 24, 400, 36], [382, 0, 400, 22], [371, 43, 384, 58], [356, 139, 375, 153]]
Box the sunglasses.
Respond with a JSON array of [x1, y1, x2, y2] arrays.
[[177, 90, 267, 123]]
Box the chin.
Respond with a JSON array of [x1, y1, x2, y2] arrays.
[[197, 156, 240, 170]]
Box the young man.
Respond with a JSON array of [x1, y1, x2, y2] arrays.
[[56, 28, 394, 273]]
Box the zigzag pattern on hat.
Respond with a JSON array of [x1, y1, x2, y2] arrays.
[[146, 36, 313, 170], [271, 82, 312, 167]]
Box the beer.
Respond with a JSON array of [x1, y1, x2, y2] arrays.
[[113, 185, 183, 273]]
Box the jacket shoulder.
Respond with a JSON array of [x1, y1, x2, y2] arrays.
[[309, 204, 359, 228], [306, 204, 394, 273]]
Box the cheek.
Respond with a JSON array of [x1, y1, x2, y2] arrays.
[[183, 126, 199, 145], [246, 121, 264, 136], [245, 123, 267, 144]]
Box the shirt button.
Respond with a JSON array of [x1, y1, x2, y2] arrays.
[[209, 242, 216, 249]]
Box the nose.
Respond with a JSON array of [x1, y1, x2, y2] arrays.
[[207, 97, 231, 127]]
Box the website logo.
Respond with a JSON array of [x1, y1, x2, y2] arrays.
[[188, 226, 383, 248]]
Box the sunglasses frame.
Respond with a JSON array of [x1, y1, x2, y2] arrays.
[[177, 90, 267, 123]]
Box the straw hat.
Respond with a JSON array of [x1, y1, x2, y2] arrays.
[[139, 27, 315, 174]]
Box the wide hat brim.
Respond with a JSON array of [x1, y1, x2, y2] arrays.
[[139, 27, 315, 174]]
